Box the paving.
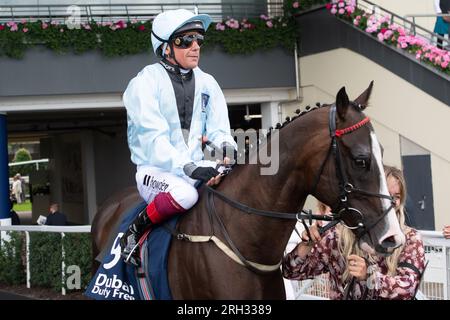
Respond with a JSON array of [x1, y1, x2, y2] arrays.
[[0, 290, 34, 300]]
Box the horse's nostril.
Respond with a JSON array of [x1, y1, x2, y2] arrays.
[[381, 235, 397, 249]]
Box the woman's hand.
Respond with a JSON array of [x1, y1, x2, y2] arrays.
[[294, 222, 323, 258], [300, 221, 323, 243], [443, 225, 450, 239], [347, 254, 368, 280]]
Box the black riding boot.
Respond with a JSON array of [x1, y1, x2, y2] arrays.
[[120, 208, 152, 267]]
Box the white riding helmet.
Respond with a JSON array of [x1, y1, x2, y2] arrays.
[[151, 9, 212, 56]]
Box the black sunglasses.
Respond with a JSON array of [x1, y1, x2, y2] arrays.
[[172, 34, 205, 49]]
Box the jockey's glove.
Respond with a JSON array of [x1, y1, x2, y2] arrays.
[[184, 163, 220, 182], [221, 142, 237, 164]]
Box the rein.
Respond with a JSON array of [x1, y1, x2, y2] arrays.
[[167, 103, 395, 274]]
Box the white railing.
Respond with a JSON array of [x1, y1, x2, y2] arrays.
[[0, 225, 91, 296], [285, 229, 450, 300]]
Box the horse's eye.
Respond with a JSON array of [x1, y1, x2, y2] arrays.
[[355, 158, 368, 168]]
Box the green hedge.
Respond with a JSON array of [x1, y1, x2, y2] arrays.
[[62, 233, 92, 291], [0, 1, 334, 58], [29, 232, 63, 290], [0, 18, 297, 59], [0, 232, 26, 285], [0, 231, 92, 293]]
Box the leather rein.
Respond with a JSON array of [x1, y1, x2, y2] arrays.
[[165, 104, 395, 274]]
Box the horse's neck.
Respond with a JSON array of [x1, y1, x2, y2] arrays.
[[213, 138, 309, 264]]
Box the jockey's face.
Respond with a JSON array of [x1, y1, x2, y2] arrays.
[[166, 31, 202, 69]]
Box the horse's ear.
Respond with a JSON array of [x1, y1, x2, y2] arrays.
[[353, 81, 374, 110], [336, 86, 349, 120]]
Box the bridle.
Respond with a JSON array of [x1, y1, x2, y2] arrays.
[[168, 103, 396, 274], [310, 103, 395, 241]]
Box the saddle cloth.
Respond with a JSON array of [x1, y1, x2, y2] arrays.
[[85, 201, 178, 300]]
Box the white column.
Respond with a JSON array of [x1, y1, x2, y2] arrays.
[[81, 130, 97, 223], [260, 101, 281, 130]]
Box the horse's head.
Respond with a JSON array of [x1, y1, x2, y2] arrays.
[[307, 81, 405, 256]]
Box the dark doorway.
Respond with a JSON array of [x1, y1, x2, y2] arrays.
[[402, 155, 435, 230], [228, 104, 262, 130]]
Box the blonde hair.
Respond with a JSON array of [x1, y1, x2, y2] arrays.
[[338, 165, 408, 282]]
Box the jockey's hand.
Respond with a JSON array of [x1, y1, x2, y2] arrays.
[[190, 166, 220, 182], [347, 254, 368, 280], [221, 143, 237, 165], [206, 173, 223, 186]]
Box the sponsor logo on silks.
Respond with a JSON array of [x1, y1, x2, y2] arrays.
[[143, 175, 169, 192], [201, 93, 209, 113]]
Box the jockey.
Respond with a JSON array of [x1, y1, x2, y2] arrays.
[[121, 9, 237, 266]]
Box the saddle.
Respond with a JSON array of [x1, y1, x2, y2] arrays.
[[85, 203, 178, 300]]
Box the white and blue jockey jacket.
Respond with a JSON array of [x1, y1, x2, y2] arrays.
[[123, 63, 236, 177]]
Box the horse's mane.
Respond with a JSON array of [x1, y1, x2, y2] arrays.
[[267, 100, 366, 137], [267, 102, 326, 138]]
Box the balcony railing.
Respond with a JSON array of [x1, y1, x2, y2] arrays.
[[357, 0, 448, 50], [0, 2, 284, 23]]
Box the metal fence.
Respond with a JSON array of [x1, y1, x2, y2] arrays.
[[0, 2, 284, 23], [285, 230, 450, 300]]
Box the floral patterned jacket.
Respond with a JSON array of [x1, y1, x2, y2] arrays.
[[282, 227, 425, 300]]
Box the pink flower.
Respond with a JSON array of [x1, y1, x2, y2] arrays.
[[41, 22, 48, 29], [384, 30, 393, 39], [377, 33, 384, 42], [10, 24, 18, 32], [338, 8, 345, 15], [331, 8, 337, 15], [225, 19, 239, 29], [215, 23, 225, 31], [441, 61, 449, 68], [22, 27, 28, 33], [326, 3, 333, 10], [0, 25, 4, 31], [138, 25, 145, 31], [293, 2, 299, 8], [116, 20, 127, 29], [60, 28, 64, 32], [266, 21, 273, 28], [260, 14, 268, 21]]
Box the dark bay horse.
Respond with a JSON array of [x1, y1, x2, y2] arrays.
[[91, 82, 405, 299]]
